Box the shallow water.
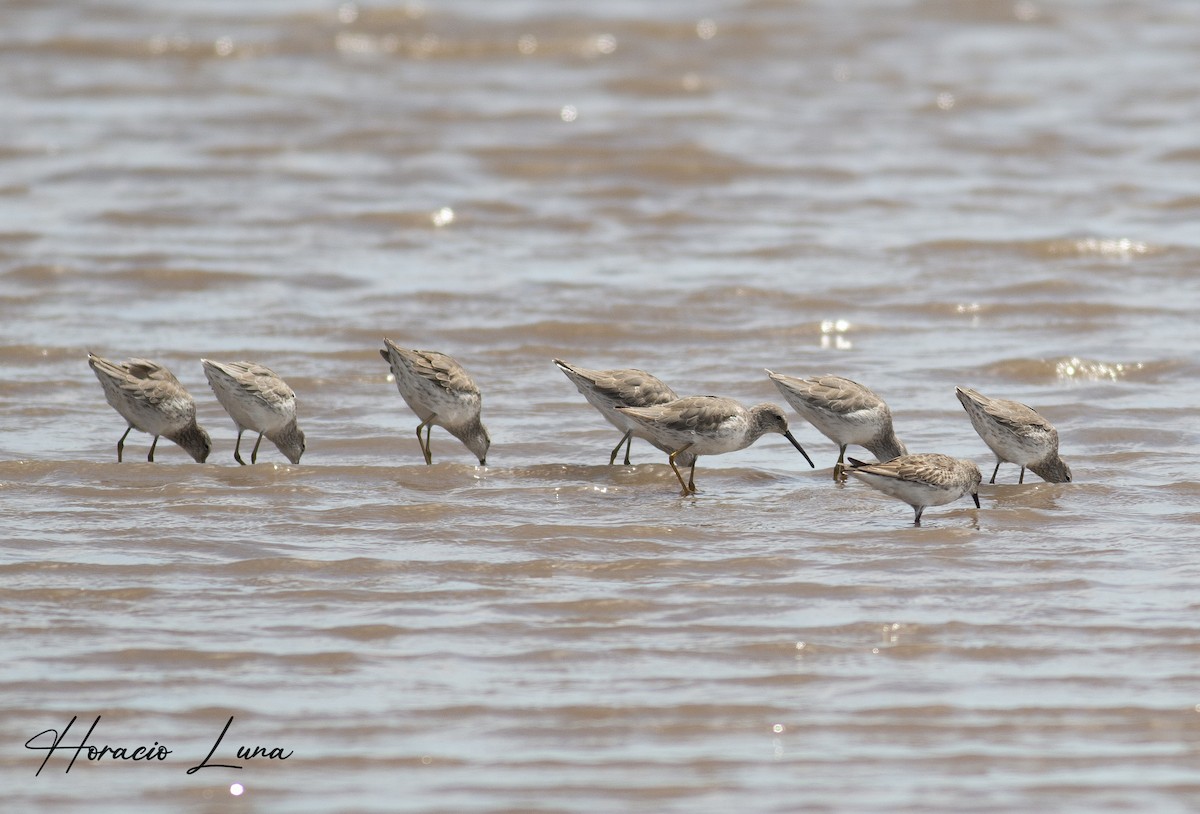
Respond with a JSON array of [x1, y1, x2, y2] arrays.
[[2, 0, 1200, 811]]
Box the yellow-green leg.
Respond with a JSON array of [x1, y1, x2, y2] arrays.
[[416, 418, 435, 464], [609, 431, 633, 466], [833, 444, 848, 481], [668, 445, 695, 496]]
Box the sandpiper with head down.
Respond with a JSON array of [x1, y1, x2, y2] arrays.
[[616, 395, 814, 496], [847, 453, 981, 525], [379, 339, 490, 465], [767, 371, 907, 481], [553, 358, 692, 466], [955, 386, 1071, 484], [87, 352, 211, 463], [202, 359, 305, 465]]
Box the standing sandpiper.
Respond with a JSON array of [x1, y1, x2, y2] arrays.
[[202, 359, 305, 465], [847, 453, 981, 525], [553, 359, 693, 466], [88, 353, 211, 463], [617, 396, 813, 495], [379, 339, 490, 465], [955, 386, 1071, 484], [767, 371, 907, 481]]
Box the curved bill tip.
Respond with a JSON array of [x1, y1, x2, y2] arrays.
[[784, 431, 815, 468]]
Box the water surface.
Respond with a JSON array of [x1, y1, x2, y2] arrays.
[[2, 0, 1199, 811]]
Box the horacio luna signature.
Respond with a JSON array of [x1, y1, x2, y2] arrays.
[[24, 716, 292, 776]]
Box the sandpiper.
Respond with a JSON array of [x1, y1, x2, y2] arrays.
[[767, 371, 907, 481], [202, 359, 305, 465], [87, 352, 211, 463], [379, 339, 490, 465], [616, 396, 814, 495], [847, 453, 981, 525], [553, 359, 693, 466], [955, 386, 1071, 484]]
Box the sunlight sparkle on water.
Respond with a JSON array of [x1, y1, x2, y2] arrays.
[[230, 783, 244, 796], [1077, 237, 1150, 257], [593, 34, 617, 55], [1055, 357, 1143, 382], [957, 303, 983, 327], [1048, 237, 1152, 258], [820, 319, 852, 350]]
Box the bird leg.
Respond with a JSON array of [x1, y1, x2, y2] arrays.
[[117, 426, 132, 463], [147, 436, 159, 463], [609, 431, 633, 466], [834, 444, 848, 482], [1018, 467, 1025, 485], [668, 445, 695, 496], [990, 460, 1001, 484], [233, 428, 246, 465], [250, 432, 264, 464], [415, 418, 435, 464]]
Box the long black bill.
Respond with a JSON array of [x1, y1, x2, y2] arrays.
[[972, 492, 981, 508], [783, 431, 815, 468]]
